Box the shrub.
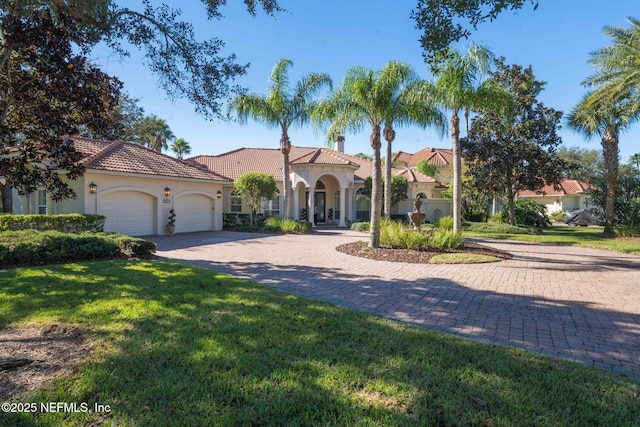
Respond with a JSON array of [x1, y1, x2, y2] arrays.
[[263, 216, 312, 233], [488, 213, 503, 223], [0, 230, 156, 267], [615, 224, 640, 237], [223, 213, 237, 228], [350, 221, 370, 232], [430, 229, 464, 249], [0, 214, 105, 233], [550, 210, 565, 222], [389, 214, 408, 224], [501, 199, 551, 228], [379, 218, 463, 250], [434, 215, 454, 231]]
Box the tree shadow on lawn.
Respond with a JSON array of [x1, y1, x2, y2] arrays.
[[179, 257, 640, 379], [1, 260, 639, 426]]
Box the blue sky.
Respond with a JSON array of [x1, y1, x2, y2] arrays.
[[95, 0, 640, 163]]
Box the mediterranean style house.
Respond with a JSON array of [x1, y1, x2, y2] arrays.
[[8, 137, 452, 236], [517, 179, 593, 214]]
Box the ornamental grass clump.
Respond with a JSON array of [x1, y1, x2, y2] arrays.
[[263, 216, 312, 233], [434, 215, 454, 230], [379, 218, 463, 251]]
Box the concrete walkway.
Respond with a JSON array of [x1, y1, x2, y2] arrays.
[[148, 228, 640, 379]]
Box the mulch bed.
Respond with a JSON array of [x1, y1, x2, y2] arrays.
[[0, 325, 93, 401], [336, 241, 513, 264]]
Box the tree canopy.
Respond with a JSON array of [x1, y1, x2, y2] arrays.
[[0, 9, 121, 200], [464, 59, 567, 226], [2, 1, 282, 119], [234, 172, 277, 225], [0, 0, 281, 202], [412, 0, 539, 65]]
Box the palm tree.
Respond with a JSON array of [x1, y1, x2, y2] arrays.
[[314, 62, 437, 247], [132, 115, 175, 152], [567, 17, 640, 237], [566, 92, 640, 236], [381, 70, 446, 218], [228, 58, 332, 218], [170, 138, 191, 160], [431, 43, 498, 233], [583, 18, 640, 103], [630, 153, 640, 176]]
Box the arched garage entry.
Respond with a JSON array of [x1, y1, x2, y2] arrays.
[[101, 190, 156, 236], [174, 193, 215, 233]]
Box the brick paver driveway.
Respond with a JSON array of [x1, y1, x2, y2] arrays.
[[148, 228, 640, 379]]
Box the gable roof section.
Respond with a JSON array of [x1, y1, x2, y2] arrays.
[[393, 147, 453, 168], [519, 179, 592, 196], [190, 145, 374, 182], [394, 168, 446, 186], [72, 136, 231, 182], [290, 148, 360, 168]]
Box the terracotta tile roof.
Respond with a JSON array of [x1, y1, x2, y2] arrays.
[[290, 148, 360, 167], [392, 147, 453, 167], [71, 136, 231, 182], [190, 145, 374, 182], [394, 168, 436, 183], [519, 179, 593, 196]]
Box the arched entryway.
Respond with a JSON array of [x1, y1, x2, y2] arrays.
[[306, 175, 342, 225]]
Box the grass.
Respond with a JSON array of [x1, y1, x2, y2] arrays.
[[1, 260, 638, 426], [430, 253, 502, 264], [464, 222, 640, 255]]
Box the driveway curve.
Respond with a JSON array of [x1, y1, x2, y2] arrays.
[[148, 228, 640, 379]]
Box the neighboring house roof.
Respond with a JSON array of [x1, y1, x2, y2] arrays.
[[189, 145, 375, 182], [72, 136, 231, 182], [393, 168, 446, 186], [519, 179, 592, 196], [392, 147, 453, 168]]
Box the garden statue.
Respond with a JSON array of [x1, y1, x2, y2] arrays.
[[407, 196, 426, 230]]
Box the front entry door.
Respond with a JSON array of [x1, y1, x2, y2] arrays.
[[314, 192, 326, 223]]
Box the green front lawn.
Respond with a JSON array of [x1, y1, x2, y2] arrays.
[[1, 260, 638, 426], [464, 223, 640, 255]]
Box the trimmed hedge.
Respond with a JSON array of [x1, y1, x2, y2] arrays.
[[0, 230, 156, 268], [0, 214, 105, 233]]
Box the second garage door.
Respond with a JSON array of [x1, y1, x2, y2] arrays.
[[174, 194, 213, 233]]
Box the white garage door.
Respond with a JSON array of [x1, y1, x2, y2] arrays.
[[174, 194, 213, 233], [101, 191, 155, 236]]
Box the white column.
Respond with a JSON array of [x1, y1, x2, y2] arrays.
[[347, 187, 353, 222], [339, 187, 346, 227], [307, 187, 315, 226], [293, 187, 299, 220]]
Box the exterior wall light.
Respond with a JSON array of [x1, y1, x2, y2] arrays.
[[164, 187, 171, 197], [89, 182, 97, 194], [217, 190, 222, 199]]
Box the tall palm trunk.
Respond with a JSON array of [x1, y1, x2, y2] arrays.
[[383, 126, 395, 218], [369, 124, 383, 248], [280, 133, 291, 218], [451, 108, 462, 233], [601, 127, 619, 237]]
